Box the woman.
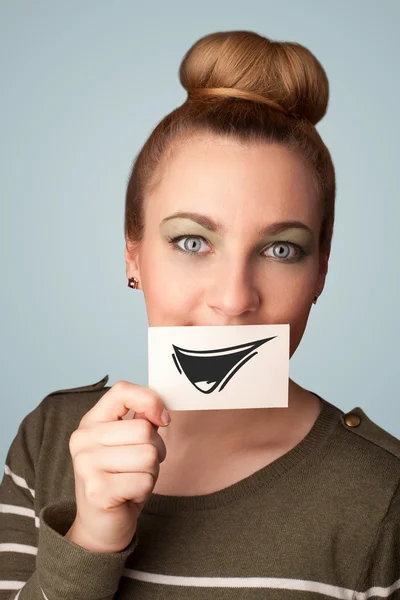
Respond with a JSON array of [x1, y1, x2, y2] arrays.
[[1, 30, 399, 600]]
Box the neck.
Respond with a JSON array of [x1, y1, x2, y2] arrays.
[[158, 379, 321, 458]]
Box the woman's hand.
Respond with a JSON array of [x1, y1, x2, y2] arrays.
[[65, 380, 171, 553]]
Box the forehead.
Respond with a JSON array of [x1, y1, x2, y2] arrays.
[[146, 134, 321, 230]]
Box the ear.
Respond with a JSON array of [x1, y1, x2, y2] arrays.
[[124, 239, 142, 284]]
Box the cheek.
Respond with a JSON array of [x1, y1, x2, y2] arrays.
[[264, 261, 316, 307], [139, 247, 200, 325], [261, 265, 317, 357], [288, 305, 313, 358], [269, 293, 312, 358]]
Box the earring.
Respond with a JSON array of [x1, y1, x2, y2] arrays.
[[313, 292, 320, 305], [128, 277, 139, 289]]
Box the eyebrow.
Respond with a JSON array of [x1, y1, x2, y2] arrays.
[[160, 211, 314, 237]]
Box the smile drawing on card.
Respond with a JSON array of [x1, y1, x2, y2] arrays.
[[171, 336, 277, 394]]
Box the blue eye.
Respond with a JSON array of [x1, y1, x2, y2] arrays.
[[167, 235, 306, 262], [167, 235, 210, 255], [263, 242, 305, 261]]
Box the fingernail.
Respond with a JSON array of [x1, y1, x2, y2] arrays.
[[161, 408, 171, 425]]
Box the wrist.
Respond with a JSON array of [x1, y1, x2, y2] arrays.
[[64, 522, 127, 554]]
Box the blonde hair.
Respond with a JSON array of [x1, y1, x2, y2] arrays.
[[125, 30, 335, 256]]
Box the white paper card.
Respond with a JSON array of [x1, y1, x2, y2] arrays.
[[148, 324, 289, 411]]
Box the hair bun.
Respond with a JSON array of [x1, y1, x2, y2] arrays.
[[179, 30, 329, 126]]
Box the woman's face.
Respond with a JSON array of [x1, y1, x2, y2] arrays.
[[125, 134, 329, 358]]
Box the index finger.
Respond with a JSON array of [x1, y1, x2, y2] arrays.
[[79, 380, 169, 429]]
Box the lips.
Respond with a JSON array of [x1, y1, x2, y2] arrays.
[[172, 336, 276, 394]]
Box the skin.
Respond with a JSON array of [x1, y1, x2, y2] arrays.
[[125, 134, 330, 487]]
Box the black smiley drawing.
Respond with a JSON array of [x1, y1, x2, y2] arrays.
[[171, 336, 277, 394]]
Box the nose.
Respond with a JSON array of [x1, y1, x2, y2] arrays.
[[206, 260, 260, 318]]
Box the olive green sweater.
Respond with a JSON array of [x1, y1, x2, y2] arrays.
[[1, 375, 400, 599]]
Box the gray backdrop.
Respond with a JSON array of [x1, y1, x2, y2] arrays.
[[1, 0, 399, 466]]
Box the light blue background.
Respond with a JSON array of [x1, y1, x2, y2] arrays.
[[1, 0, 399, 466]]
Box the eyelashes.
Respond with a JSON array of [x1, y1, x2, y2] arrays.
[[167, 234, 210, 255], [166, 234, 306, 262]]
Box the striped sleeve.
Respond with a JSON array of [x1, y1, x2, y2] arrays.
[[0, 398, 138, 600], [353, 478, 400, 598], [0, 403, 42, 599]]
